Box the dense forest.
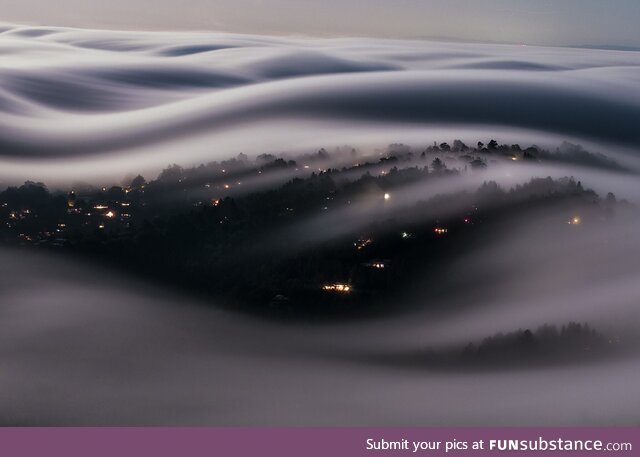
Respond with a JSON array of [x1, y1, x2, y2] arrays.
[[373, 323, 622, 371]]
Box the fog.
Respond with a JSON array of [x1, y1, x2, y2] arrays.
[[268, 158, 639, 254], [1, 202, 639, 425], [1, 24, 640, 426], [2, 155, 640, 426], [1, 24, 640, 184]]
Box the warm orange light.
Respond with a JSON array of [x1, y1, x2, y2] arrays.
[[322, 283, 352, 293], [354, 238, 372, 250]]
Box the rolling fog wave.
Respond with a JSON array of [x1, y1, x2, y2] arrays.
[[1, 24, 640, 426], [1, 24, 640, 180], [1, 246, 639, 426]]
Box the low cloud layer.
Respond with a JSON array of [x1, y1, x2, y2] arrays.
[[1, 25, 640, 183], [1, 241, 639, 426], [1, 24, 640, 426]]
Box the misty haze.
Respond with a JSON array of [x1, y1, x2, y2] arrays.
[[0, 21, 639, 426]]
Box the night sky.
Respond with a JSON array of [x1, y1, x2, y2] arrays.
[[2, 0, 640, 47]]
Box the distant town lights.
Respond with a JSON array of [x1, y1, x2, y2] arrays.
[[354, 238, 372, 250], [322, 284, 352, 293]]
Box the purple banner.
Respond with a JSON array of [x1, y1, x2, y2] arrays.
[[0, 428, 637, 457]]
